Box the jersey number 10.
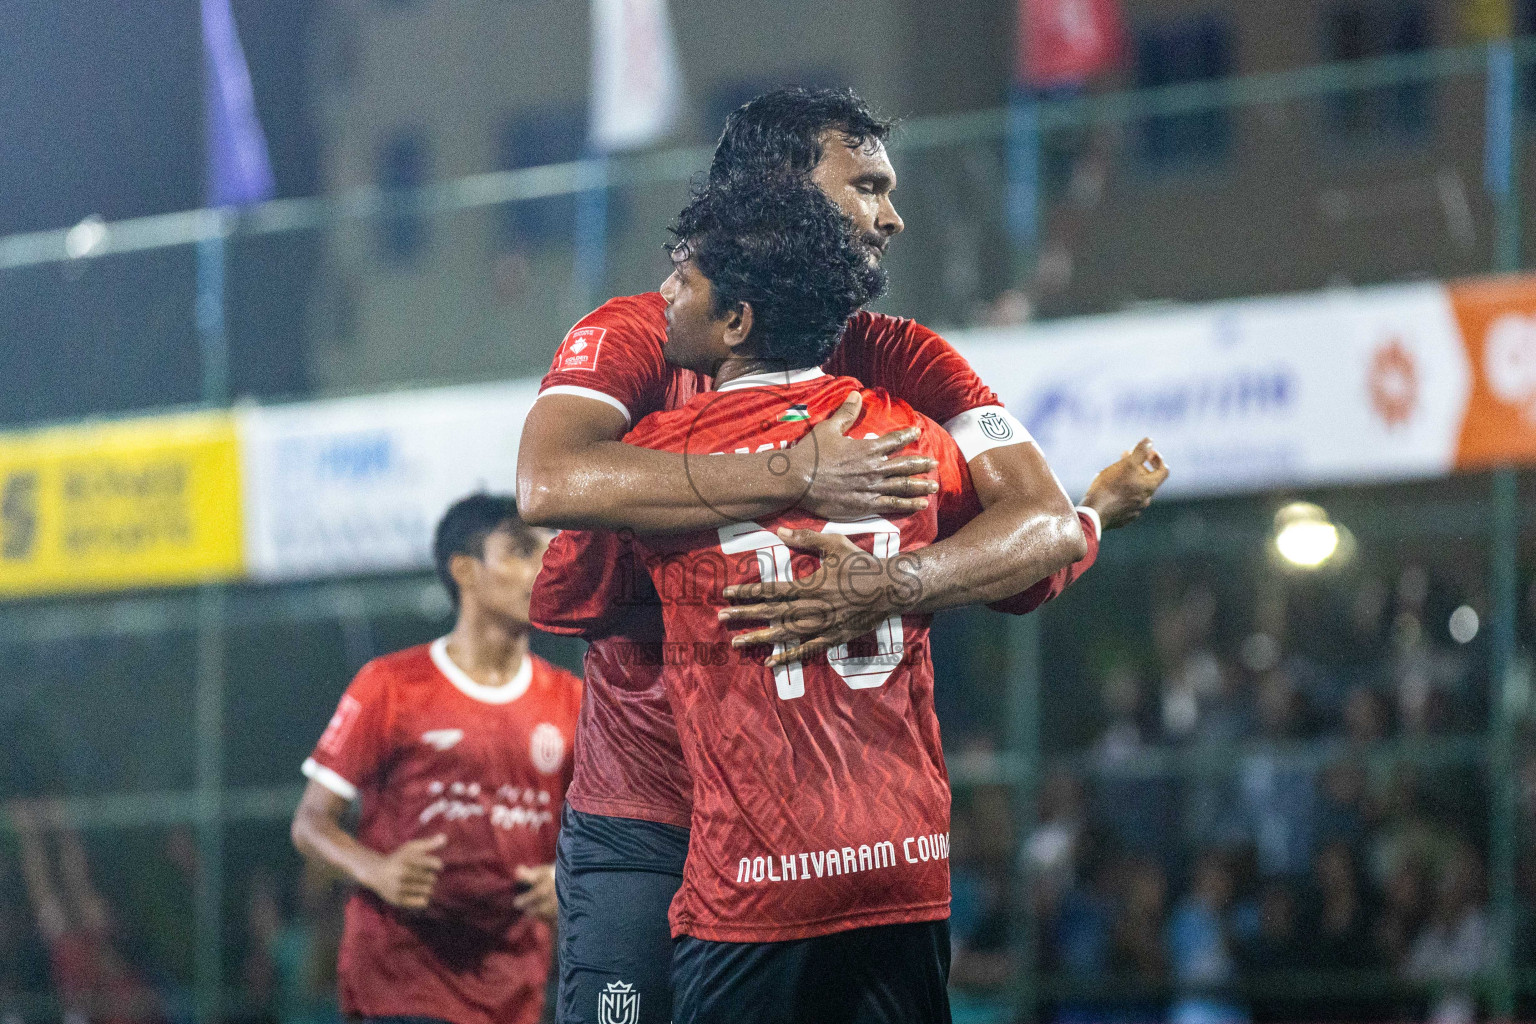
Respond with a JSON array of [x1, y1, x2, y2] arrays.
[[718, 519, 906, 700]]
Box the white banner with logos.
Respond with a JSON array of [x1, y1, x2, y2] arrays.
[[951, 282, 1476, 498], [238, 381, 540, 582], [228, 275, 1536, 583]]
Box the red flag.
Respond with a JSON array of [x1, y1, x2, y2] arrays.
[[1017, 0, 1126, 89]]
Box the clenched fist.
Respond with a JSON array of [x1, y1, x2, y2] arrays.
[[364, 834, 446, 911]]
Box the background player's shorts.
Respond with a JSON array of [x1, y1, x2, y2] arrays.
[[671, 919, 952, 1024], [555, 806, 689, 1024]]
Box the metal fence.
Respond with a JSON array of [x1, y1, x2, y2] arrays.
[[1, 42, 1534, 1024]]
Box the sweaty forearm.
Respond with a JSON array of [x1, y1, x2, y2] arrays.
[[898, 502, 1087, 615], [519, 439, 805, 533]]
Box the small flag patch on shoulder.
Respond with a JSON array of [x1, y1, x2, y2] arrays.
[[778, 404, 809, 422]]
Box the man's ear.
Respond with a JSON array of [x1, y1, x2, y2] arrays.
[[449, 551, 478, 599], [721, 301, 754, 350]]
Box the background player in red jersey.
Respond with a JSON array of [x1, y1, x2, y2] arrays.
[[289, 494, 581, 1024], [521, 88, 1168, 1024], [629, 170, 1004, 1023]]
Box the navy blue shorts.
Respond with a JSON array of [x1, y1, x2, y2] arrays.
[[672, 919, 953, 1024], [555, 806, 689, 1024]]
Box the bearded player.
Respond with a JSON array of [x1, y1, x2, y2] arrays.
[[518, 89, 1167, 1023], [634, 170, 1037, 1022], [290, 494, 582, 1024]]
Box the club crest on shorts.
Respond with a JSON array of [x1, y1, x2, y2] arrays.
[[529, 723, 566, 774], [978, 409, 1014, 442], [598, 980, 639, 1024]]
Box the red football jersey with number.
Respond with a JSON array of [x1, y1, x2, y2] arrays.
[[302, 641, 582, 1024], [530, 293, 1005, 829], [625, 369, 971, 943]]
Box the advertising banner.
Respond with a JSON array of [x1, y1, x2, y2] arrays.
[[0, 411, 242, 598], [951, 276, 1536, 498], [239, 381, 540, 581]]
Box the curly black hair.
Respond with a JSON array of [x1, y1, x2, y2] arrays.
[[708, 86, 894, 186], [671, 175, 881, 370]]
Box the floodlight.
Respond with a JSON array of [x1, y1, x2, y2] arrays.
[[1274, 502, 1340, 569]]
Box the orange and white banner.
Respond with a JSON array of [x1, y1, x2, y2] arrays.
[[952, 275, 1536, 497]]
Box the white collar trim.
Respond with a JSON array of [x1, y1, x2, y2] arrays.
[[430, 637, 533, 705], [716, 367, 827, 392]]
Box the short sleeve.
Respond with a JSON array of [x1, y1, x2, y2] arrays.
[[536, 293, 671, 425], [302, 664, 393, 800], [827, 312, 1001, 426], [530, 529, 655, 638]]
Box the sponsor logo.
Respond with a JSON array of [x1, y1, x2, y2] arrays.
[[734, 831, 950, 885], [1367, 338, 1418, 430], [421, 728, 464, 751], [317, 695, 363, 756], [1483, 314, 1536, 422], [557, 327, 606, 372], [978, 409, 1015, 442], [529, 723, 566, 774], [1022, 368, 1294, 447], [598, 981, 639, 1024], [420, 780, 556, 829], [0, 471, 39, 561]]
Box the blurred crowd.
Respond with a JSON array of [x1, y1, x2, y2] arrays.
[[3, 554, 1535, 1024], [0, 805, 343, 1024], [948, 559, 1536, 1024]]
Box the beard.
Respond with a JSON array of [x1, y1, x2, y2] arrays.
[[858, 241, 890, 304]]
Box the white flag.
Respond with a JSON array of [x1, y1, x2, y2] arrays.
[[589, 0, 684, 152]]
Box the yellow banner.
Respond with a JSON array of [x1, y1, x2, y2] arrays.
[[0, 411, 243, 597], [1465, 0, 1512, 40]]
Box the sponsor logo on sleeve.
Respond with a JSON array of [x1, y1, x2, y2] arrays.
[[599, 981, 639, 1024], [557, 327, 606, 372], [529, 723, 566, 774], [318, 694, 362, 756]]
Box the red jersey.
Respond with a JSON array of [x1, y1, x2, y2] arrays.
[[302, 642, 582, 1024], [532, 293, 1008, 828], [625, 369, 975, 942]]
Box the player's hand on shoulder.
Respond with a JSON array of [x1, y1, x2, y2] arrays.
[[791, 391, 939, 521], [513, 863, 558, 924], [1081, 438, 1170, 531], [365, 833, 447, 911]]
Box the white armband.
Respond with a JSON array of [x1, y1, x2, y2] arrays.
[[942, 406, 1034, 463]]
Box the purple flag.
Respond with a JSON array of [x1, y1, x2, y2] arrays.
[[203, 0, 275, 207]]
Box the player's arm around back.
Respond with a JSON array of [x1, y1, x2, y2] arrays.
[[516, 391, 937, 533], [290, 780, 446, 911], [901, 437, 1088, 613]]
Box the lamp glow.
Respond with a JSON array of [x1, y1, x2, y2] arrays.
[[1273, 503, 1341, 568]]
